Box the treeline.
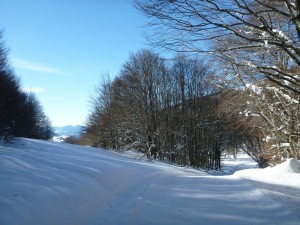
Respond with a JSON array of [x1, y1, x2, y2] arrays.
[[85, 0, 300, 169], [84, 50, 263, 170], [132, 0, 300, 167], [0, 33, 52, 141]]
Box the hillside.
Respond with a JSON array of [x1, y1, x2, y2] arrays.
[[0, 138, 299, 225], [52, 125, 85, 142]]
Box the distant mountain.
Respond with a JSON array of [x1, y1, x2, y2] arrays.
[[54, 125, 85, 136], [52, 125, 85, 142]]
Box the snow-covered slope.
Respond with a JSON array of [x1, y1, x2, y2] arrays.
[[234, 158, 300, 216], [0, 138, 299, 225]]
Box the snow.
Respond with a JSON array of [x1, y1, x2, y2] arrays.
[[234, 158, 300, 218], [234, 158, 300, 187], [52, 125, 85, 142], [245, 83, 262, 95], [0, 138, 299, 225], [272, 29, 293, 45], [52, 135, 69, 142]]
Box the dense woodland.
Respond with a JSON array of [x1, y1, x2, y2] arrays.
[[83, 0, 300, 169], [0, 32, 52, 140], [84, 50, 287, 169]]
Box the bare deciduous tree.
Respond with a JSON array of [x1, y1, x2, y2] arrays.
[[134, 0, 300, 94]]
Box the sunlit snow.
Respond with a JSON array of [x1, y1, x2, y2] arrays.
[[0, 138, 299, 225]]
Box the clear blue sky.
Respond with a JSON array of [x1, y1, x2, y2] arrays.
[[1, 0, 147, 127]]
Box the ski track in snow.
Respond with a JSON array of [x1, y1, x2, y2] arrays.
[[0, 138, 299, 225]]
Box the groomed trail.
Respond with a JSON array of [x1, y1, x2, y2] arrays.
[[0, 138, 299, 225]]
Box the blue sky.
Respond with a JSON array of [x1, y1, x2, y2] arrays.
[[1, 0, 147, 126]]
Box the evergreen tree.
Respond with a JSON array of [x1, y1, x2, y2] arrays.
[[0, 31, 53, 140]]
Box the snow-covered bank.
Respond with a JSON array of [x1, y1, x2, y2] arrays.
[[234, 158, 300, 216], [0, 138, 299, 225], [235, 158, 300, 188]]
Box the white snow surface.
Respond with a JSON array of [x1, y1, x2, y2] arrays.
[[0, 138, 299, 225]]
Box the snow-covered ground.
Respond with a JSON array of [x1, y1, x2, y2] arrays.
[[0, 138, 299, 225]]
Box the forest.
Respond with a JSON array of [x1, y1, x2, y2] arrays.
[[83, 0, 300, 169]]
